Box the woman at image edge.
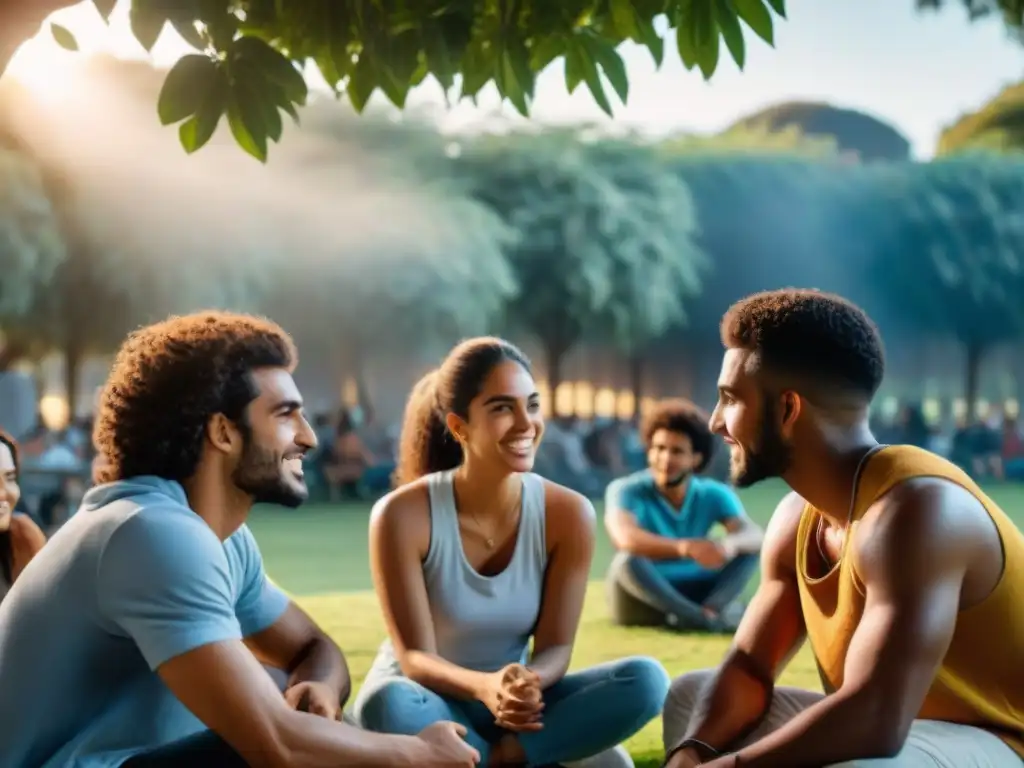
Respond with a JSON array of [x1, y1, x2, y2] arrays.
[[352, 337, 669, 767], [0, 429, 47, 603]]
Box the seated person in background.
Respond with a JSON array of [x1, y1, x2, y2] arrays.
[[605, 399, 763, 633], [324, 408, 376, 501], [663, 290, 1024, 768], [353, 337, 669, 768], [0, 429, 47, 603], [0, 312, 477, 768]]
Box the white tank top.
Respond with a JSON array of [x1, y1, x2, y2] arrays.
[[371, 469, 548, 675]]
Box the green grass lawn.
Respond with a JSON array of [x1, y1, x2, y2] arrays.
[[248, 480, 1024, 767]]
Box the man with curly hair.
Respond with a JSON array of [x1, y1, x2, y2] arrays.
[[0, 311, 478, 768], [604, 398, 763, 634], [663, 289, 1024, 768]]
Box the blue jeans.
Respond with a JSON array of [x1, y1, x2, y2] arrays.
[[355, 656, 669, 766], [608, 552, 758, 631]]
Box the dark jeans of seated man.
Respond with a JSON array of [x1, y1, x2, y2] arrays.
[[607, 551, 759, 632], [122, 729, 249, 767]]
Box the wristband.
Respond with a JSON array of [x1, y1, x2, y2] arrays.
[[664, 737, 721, 765]]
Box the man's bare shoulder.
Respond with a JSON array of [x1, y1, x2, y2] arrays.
[[858, 477, 993, 545], [760, 491, 808, 576], [853, 478, 1000, 589], [765, 491, 807, 543]]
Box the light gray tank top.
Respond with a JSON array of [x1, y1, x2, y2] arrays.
[[370, 469, 548, 676]]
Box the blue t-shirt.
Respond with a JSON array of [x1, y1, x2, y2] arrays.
[[0, 476, 290, 768], [605, 470, 745, 581]]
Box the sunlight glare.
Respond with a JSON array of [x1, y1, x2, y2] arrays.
[[6, 35, 81, 103]]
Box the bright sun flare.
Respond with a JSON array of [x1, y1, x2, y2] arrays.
[[4, 2, 193, 103], [6, 37, 81, 103]]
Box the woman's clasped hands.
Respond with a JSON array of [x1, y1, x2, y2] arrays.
[[480, 663, 544, 732]]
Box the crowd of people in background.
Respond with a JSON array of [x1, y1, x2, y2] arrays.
[[7, 393, 1024, 536]]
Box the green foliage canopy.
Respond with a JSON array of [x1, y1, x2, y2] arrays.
[[452, 127, 707, 389], [39, 0, 789, 161]]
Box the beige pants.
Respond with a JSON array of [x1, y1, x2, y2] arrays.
[[664, 670, 1021, 766]]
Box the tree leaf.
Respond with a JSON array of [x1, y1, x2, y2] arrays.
[[529, 35, 563, 71], [765, 0, 786, 17], [609, 0, 640, 39], [129, 0, 167, 52], [375, 62, 411, 108], [635, 13, 664, 67], [690, 0, 721, 80], [564, 42, 586, 94], [732, 0, 774, 45], [495, 39, 533, 116], [580, 31, 628, 104], [346, 54, 376, 112], [226, 79, 268, 162], [50, 23, 78, 52], [372, 32, 420, 109], [91, 0, 117, 22], [675, 1, 699, 70], [236, 64, 283, 142], [573, 40, 613, 116], [232, 36, 308, 106], [170, 19, 209, 51], [715, 0, 746, 69], [178, 66, 227, 153], [263, 80, 301, 124], [459, 38, 497, 99], [203, 11, 239, 49], [157, 54, 217, 125], [424, 26, 454, 91]]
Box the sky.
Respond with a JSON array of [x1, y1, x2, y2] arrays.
[[7, 0, 1024, 158]]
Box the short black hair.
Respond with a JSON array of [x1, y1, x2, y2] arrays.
[[640, 398, 714, 473], [721, 288, 885, 403], [94, 311, 296, 484]]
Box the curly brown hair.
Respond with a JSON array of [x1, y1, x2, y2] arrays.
[[720, 288, 885, 402], [640, 398, 714, 473], [394, 337, 531, 486], [93, 311, 296, 484]]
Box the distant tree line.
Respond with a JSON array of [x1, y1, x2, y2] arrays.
[[0, 59, 1022, 417]]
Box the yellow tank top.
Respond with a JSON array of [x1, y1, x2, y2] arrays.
[[796, 444, 1024, 757]]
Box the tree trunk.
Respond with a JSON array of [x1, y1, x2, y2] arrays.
[[0, 340, 28, 372], [964, 342, 985, 421], [629, 351, 644, 423], [64, 343, 82, 424], [545, 342, 567, 415], [353, 356, 374, 422]]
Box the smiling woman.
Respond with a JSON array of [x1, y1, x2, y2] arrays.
[[353, 336, 670, 768]]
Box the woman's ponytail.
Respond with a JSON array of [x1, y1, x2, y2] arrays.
[[394, 371, 463, 486]]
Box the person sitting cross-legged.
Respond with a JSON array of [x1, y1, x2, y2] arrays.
[[605, 398, 763, 633], [352, 337, 669, 768], [663, 290, 1024, 768], [0, 312, 478, 768]]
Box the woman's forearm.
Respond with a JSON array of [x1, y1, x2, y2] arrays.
[[527, 644, 573, 689], [400, 649, 491, 701]]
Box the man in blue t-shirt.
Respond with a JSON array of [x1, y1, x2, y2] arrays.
[[605, 398, 763, 632], [0, 312, 477, 768]]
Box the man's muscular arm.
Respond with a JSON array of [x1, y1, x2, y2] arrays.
[[666, 492, 807, 764], [705, 479, 979, 768]]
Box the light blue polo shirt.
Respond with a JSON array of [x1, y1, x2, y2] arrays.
[[0, 476, 289, 767], [605, 470, 744, 582]]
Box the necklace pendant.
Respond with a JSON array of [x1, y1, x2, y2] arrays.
[[485, 537, 495, 549]]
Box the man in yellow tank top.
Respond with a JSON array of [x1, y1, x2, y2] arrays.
[[662, 289, 1023, 767]]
